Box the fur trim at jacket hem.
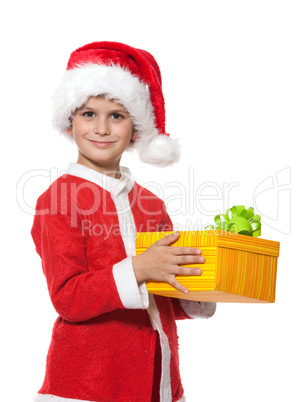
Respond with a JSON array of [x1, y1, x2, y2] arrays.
[[34, 393, 186, 402]]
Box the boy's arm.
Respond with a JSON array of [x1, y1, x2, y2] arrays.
[[31, 195, 148, 324], [159, 204, 217, 320]]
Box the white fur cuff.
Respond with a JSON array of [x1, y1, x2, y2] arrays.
[[113, 257, 149, 309], [180, 300, 216, 319]]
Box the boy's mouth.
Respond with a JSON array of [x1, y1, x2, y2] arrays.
[[88, 140, 115, 148]]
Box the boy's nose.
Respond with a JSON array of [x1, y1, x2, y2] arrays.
[[94, 117, 110, 135]]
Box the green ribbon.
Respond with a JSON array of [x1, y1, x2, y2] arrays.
[[206, 205, 261, 237]]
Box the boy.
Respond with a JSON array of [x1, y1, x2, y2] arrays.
[[32, 41, 216, 402]]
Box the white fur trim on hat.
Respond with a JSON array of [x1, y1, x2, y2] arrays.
[[52, 63, 180, 166], [136, 132, 181, 167]]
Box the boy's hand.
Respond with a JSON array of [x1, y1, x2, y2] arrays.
[[132, 232, 204, 294]]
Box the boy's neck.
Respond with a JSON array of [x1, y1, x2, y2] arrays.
[[76, 156, 121, 179]]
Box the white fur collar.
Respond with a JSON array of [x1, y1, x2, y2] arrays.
[[66, 162, 134, 194]]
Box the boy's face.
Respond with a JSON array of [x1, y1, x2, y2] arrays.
[[66, 96, 137, 177]]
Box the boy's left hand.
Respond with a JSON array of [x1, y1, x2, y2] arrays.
[[132, 232, 204, 294]]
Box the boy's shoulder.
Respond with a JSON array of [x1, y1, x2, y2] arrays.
[[35, 173, 95, 209], [36, 173, 79, 199], [132, 181, 166, 206]]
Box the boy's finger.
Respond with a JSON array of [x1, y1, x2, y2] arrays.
[[175, 267, 203, 276], [172, 246, 203, 256], [155, 232, 180, 247], [167, 275, 190, 295], [173, 255, 205, 266]]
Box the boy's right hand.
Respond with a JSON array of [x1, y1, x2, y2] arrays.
[[132, 232, 204, 294]]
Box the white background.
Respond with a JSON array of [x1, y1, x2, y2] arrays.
[[1, 1, 306, 401]]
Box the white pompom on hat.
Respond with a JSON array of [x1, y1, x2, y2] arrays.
[[52, 41, 180, 167]]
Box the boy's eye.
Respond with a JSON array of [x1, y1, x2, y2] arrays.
[[82, 111, 95, 118], [111, 113, 123, 120]]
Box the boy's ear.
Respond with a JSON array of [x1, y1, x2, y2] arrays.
[[66, 126, 73, 136], [131, 131, 139, 142]]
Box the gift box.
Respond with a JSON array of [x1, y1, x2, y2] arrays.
[[135, 230, 280, 303]]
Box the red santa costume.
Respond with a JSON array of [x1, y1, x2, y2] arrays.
[[31, 42, 216, 402]]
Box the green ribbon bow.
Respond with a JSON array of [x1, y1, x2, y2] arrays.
[[206, 205, 261, 237]]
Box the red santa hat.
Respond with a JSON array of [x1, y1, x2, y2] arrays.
[[52, 41, 180, 167]]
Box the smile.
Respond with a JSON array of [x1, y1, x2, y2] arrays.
[[88, 140, 115, 148]]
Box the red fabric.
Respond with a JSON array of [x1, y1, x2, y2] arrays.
[[151, 332, 162, 402], [67, 41, 166, 136], [32, 174, 189, 401]]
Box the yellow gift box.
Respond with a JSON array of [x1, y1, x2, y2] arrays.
[[135, 230, 280, 303]]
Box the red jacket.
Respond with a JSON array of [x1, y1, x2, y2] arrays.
[[31, 163, 216, 402]]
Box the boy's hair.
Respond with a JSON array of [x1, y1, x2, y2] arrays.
[[52, 42, 180, 167]]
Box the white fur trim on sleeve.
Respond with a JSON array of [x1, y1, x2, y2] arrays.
[[113, 257, 149, 309], [180, 300, 216, 319]]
